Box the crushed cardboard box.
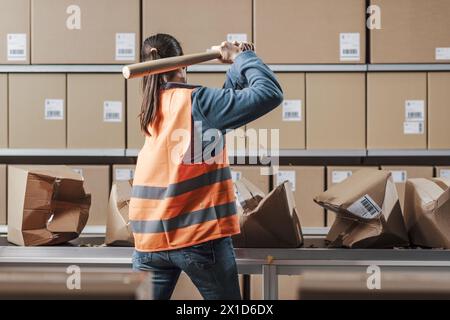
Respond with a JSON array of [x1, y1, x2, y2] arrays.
[[8, 166, 91, 246], [314, 169, 409, 248], [105, 181, 134, 247], [404, 178, 450, 249], [232, 178, 303, 248]]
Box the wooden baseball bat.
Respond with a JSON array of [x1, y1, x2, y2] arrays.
[[122, 51, 222, 79]]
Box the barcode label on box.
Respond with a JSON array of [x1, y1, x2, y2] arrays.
[[227, 33, 248, 43], [340, 33, 360, 61], [391, 170, 407, 183], [439, 169, 450, 179], [116, 33, 135, 61], [104, 101, 122, 122], [231, 170, 242, 182], [347, 194, 382, 219], [332, 171, 353, 184], [282, 100, 302, 122], [44, 99, 64, 120], [7, 33, 26, 61], [115, 168, 134, 181], [72, 168, 83, 177], [276, 170, 296, 191], [404, 121, 424, 135], [436, 48, 450, 61], [405, 100, 425, 121]]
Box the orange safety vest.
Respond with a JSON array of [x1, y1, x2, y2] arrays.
[[129, 85, 240, 252]]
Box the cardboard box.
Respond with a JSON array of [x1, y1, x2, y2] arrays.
[[381, 166, 434, 210], [67, 74, 125, 149], [0, 75, 7, 148], [0, 0, 30, 64], [105, 181, 134, 247], [436, 167, 450, 180], [7, 165, 91, 246], [368, 73, 427, 150], [370, 0, 450, 63], [230, 166, 269, 194], [188, 73, 246, 155], [315, 169, 409, 248], [233, 179, 303, 248], [31, 0, 139, 64], [306, 73, 366, 150], [273, 166, 325, 227], [254, 0, 366, 64], [69, 166, 109, 226], [9, 74, 66, 148], [247, 73, 305, 151], [404, 178, 450, 249], [326, 166, 379, 226], [143, 0, 252, 56], [127, 79, 145, 150], [112, 165, 135, 183], [429, 73, 450, 149], [0, 165, 6, 225]]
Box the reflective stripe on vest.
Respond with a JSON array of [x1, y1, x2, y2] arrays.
[[129, 86, 240, 252]]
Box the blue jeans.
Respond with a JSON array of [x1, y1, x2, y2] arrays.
[[132, 237, 241, 300]]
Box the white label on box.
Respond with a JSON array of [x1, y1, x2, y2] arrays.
[[231, 170, 242, 182], [103, 101, 123, 122], [115, 168, 134, 181], [405, 100, 425, 122], [391, 171, 407, 183], [276, 170, 296, 191], [436, 48, 450, 61], [7, 33, 26, 61], [72, 168, 83, 177], [340, 33, 360, 61], [332, 171, 353, 184], [347, 194, 382, 219], [439, 169, 450, 179], [227, 33, 248, 43], [116, 33, 136, 61], [44, 99, 64, 120], [404, 121, 424, 135], [282, 100, 302, 122]]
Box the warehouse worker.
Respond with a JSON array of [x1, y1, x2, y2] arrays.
[[130, 33, 283, 300]]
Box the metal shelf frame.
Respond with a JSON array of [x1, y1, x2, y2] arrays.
[[1, 64, 450, 74]]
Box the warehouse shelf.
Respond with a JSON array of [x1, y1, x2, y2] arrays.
[[277, 150, 367, 157], [368, 64, 450, 72], [3, 64, 450, 74], [0, 149, 126, 157], [367, 149, 450, 157]]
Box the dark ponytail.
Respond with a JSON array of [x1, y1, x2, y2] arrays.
[[140, 34, 183, 135]]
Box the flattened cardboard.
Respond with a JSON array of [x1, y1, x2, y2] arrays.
[[370, 0, 450, 63], [381, 166, 434, 211], [188, 73, 246, 155], [273, 166, 325, 227], [315, 169, 409, 248], [105, 181, 134, 247], [127, 78, 145, 150], [68, 74, 125, 149], [428, 73, 450, 149], [254, 0, 366, 64], [247, 73, 305, 151], [7, 165, 91, 246], [143, 0, 252, 58], [69, 165, 109, 225], [0, 0, 30, 64], [0, 165, 6, 225], [368, 73, 427, 149], [232, 178, 303, 248], [32, 0, 140, 64], [9, 74, 66, 148], [0, 75, 7, 148], [404, 178, 450, 249], [306, 73, 366, 150]]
